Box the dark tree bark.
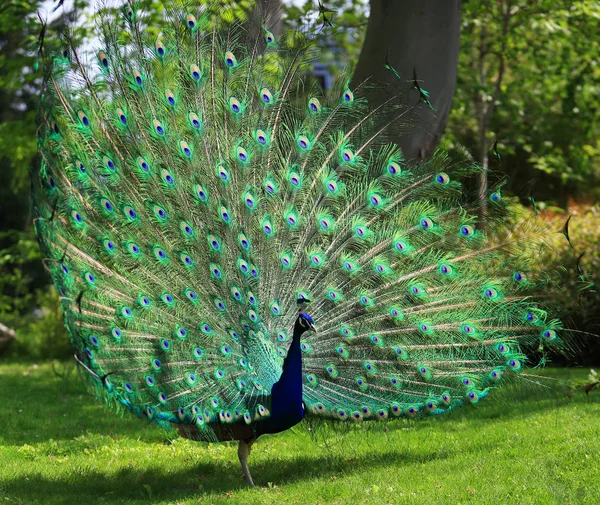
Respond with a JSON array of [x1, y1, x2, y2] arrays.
[[352, 0, 462, 162]]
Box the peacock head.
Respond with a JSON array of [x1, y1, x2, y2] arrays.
[[296, 312, 316, 334], [295, 296, 316, 334]]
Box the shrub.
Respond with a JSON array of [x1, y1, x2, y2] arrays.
[[4, 286, 71, 360]]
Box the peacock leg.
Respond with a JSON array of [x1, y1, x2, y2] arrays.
[[238, 438, 256, 486]]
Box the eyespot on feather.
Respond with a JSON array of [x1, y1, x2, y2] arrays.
[[224, 51, 238, 68], [186, 14, 198, 30], [260, 87, 273, 104], [132, 70, 143, 86], [341, 148, 354, 163], [235, 146, 249, 164], [296, 134, 311, 150], [116, 108, 128, 125], [77, 111, 90, 128], [308, 97, 321, 113], [188, 112, 201, 129], [180, 141, 192, 158], [98, 51, 109, 69], [155, 39, 166, 58], [189, 64, 201, 81], [165, 89, 176, 106], [229, 97, 242, 114], [435, 172, 450, 184], [152, 119, 165, 136], [387, 161, 401, 175], [264, 28, 276, 45], [342, 88, 354, 102]]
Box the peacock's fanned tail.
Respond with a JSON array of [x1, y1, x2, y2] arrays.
[[33, 0, 566, 439]]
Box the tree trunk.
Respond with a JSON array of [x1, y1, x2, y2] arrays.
[[352, 0, 462, 162], [0, 322, 16, 356]]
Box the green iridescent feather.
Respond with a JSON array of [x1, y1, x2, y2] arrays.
[[33, 0, 570, 440]]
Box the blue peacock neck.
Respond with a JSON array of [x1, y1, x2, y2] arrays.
[[257, 315, 307, 435], [283, 316, 305, 387]]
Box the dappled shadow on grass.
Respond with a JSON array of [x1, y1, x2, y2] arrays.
[[3, 364, 598, 502], [2, 446, 451, 501]]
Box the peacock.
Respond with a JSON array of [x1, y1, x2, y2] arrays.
[[32, 0, 571, 486]]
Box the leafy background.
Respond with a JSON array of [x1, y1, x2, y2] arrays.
[[0, 0, 598, 362]]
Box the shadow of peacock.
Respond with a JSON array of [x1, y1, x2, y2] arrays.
[[32, 0, 569, 487]]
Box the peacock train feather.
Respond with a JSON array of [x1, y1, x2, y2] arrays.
[[33, 0, 575, 485]]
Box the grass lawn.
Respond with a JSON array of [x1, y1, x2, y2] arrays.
[[0, 362, 599, 505]]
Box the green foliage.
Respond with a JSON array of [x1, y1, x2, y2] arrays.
[[0, 229, 41, 315], [0, 0, 88, 359], [0, 228, 70, 359], [553, 206, 600, 320], [0, 0, 48, 282], [1, 362, 599, 503], [281, 0, 600, 199], [284, 0, 368, 68], [522, 204, 600, 362], [447, 0, 600, 199], [7, 287, 71, 360]]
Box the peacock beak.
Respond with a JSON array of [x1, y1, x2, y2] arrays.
[[308, 322, 316, 333]]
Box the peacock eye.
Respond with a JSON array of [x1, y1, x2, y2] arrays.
[[388, 162, 401, 175], [260, 88, 273, 103], [190, 65, 201, 81], [225, 51, 237, 68], [460, 225, 474, 237], [436, 172, 449, 185], [420, 217, 433, 229], [308, 98, 321, 112]]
